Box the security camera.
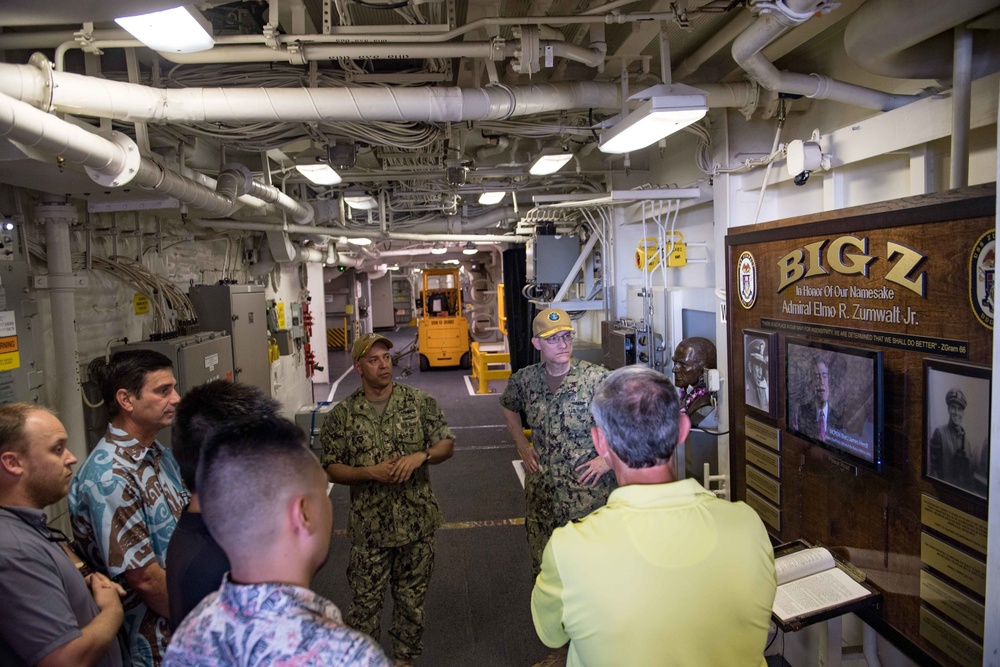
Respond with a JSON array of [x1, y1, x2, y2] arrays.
[[793, 170, 811, 186]]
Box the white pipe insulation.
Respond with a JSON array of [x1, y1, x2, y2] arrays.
[[0, 61, 621, 122], [732, 0, 922, 111], [190, 218, 530, 244], [844, 0, 1000, 80], [0, 90, 314, 223]]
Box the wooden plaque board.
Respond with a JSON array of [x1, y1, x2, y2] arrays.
[[726, 184, 994, 666]]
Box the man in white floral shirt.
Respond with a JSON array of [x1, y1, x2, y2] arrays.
[[163, 416, 389, 667]]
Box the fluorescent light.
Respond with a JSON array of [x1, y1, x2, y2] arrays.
[[599, 87, 708, 154], [478, 191, 506, 205], [462, 241, 477, 255], [346, 237, 372, 246], [115, 6, 215, 53], [443, 259, 460, 265], [344, 195, 378, 210], [529, 152, 573, 176], [295, 163, 342, 185], [430, 242, 447, 255]]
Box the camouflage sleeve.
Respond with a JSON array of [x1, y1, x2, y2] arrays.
[[319, 402, 349, 468], [419, 392, 455, 446], [499, 367, 526, 412]]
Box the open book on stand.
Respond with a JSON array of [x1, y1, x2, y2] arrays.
[[772, 541, 881, 632]]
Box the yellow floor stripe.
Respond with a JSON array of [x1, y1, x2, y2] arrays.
[[331, 516, 524, 536]]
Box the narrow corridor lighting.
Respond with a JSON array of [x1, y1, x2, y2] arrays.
[[599, 85, 708, 154], [115, 6, 215, 53], [478, 191, 506, 205], [430, 242, 448, 255], [463, 242, 478, 255], [344, 194, 379, 210], [295, 164, 342, 185], [529, 151, 573, 176], [346, 237, 372, 246]]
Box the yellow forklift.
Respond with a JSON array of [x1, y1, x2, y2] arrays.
[[418, 268, 471, 371]]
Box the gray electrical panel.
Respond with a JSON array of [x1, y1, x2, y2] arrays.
[[526, 235, 580, 284], [188, 284, 269, 393], [0, 261, 42, 404], [111, 332, 235, 446]]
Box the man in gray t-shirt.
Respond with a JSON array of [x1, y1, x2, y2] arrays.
[[0, 403, 124, 667]]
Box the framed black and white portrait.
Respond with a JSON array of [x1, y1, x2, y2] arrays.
[[743, 329, 778, 418], [923, 359, 990, 502]]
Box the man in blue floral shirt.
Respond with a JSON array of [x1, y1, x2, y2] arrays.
[[163, 416, 389, 667]]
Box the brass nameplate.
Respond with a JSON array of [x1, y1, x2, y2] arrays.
[[745, 489, 781, 531], [921, 495, 987, 555], [746, 441, 780, 478], [920, 532, 987, 597], [746, 464, 781, 505], [745, 417, 780, 451], [919, 570, 985, 639], [919, 607, 982, 667]]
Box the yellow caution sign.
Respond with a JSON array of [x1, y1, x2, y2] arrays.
[[134, 293, 151, 315]]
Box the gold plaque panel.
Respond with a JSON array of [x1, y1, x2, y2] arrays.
[[746, 464, 781, 505], [919, 607, 982, 667], [919, 571, 985, 639], [745, 489, 781, 531], [920, 532, 987, 597], [746, 441, 780, 478], [745, 417, 780, 451], [921, 495, 988, 555]]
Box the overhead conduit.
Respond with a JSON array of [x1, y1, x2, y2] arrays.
[[732, 0, 924, 111], [0, 90, 314, 223], [0, 60, 621, 123]]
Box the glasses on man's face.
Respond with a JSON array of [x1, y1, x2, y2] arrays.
[[543, 332, 574, 345]]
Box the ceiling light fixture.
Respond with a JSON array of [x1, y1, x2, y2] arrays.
[[295, 163, 342, 185], [430, 242, 447, 255], [346, 237, 372, 246], [599, 84, 708, 155], [115, 6, 215, 53], [478, 191, 506, 205], [462, 241, 478, 255], [344, 194, 379, 210], [529, 150, 574, 176]]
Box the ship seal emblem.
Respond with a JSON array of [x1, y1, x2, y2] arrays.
[[738, 251, 757, 309], [970, 229, 995, 330]]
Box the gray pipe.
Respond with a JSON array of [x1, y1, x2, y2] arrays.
[[731, 1, 921, 111], [952, 26, 973, 189]]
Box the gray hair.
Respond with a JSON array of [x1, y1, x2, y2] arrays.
[[590, 365, 681, 468]]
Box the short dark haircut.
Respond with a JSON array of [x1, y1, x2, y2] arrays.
[[590, 366, 682, 468], [89, 349, 173, 419], [198, 416, 318, 554], [0, 403, 54, 456], [172, 380, 281, 491]]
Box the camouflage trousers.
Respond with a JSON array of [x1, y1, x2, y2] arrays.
[[525, 470, 614, 578], [346, 534, 435, 661]]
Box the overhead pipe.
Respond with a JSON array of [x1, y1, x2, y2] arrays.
[[672, 9, 756, 82], [190, 218, 529, 244], [732, 0, 922, 111], [0, 90, 314, 223], [844, 0, 1000, 80], [0, 60, 622, 122]]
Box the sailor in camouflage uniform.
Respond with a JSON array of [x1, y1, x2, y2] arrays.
[[501, 308, 615, 577], [320, 333, 454, 667]]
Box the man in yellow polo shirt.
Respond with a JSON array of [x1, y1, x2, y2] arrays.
[[531, 365, 777, 667]]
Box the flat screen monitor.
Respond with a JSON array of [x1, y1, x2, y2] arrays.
[[785, 338, 884, 471]]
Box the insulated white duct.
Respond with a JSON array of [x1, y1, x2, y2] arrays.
[[844, 0, 1000, 80], [190, 218, 529, 244], [732, 0, 923, 111], [0, 90, 314, 223], [0, 60, 620, 122]]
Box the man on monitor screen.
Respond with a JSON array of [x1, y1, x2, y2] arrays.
[[796, 355, 843, 442]]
